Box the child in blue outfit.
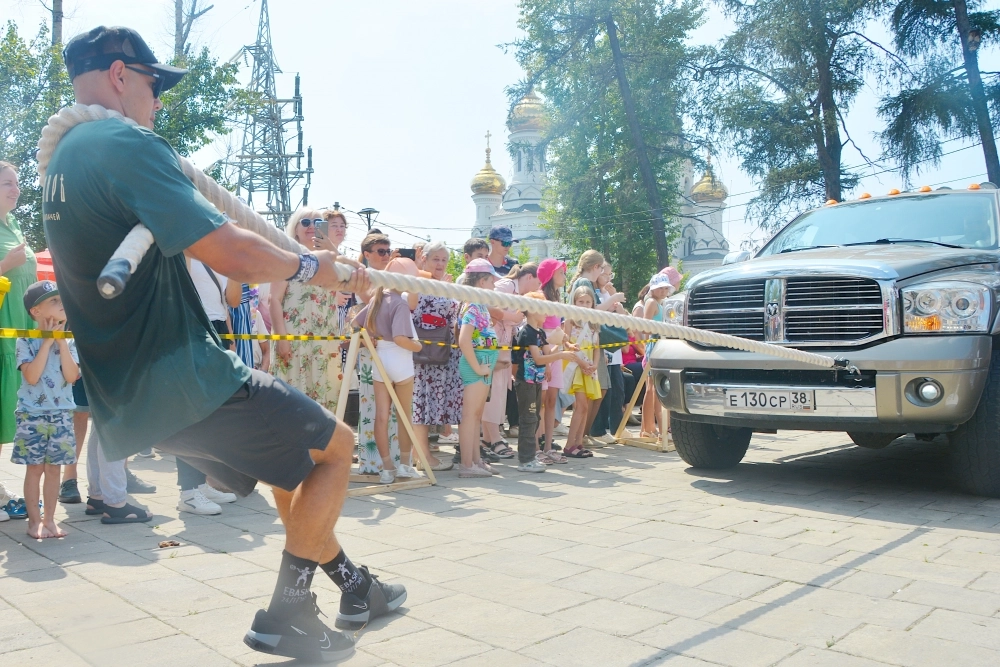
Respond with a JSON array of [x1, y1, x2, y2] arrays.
[[12, 280, 79, 539]]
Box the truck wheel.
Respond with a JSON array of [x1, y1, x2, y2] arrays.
[[671, 415, 751, 469], [949, 353, 1000, 497], [848, 432, 901, 449]]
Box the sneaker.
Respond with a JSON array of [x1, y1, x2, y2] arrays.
[[584, 435, 605, 448], [595, 433, 617, 445], [3, 499, 27, 520], [125, 469, 156, 494], [244, 593, 356, 662], [457, 465, 491, 478], [517, 459, 547, 473], [58, 478, 82, 504], [135, 448, 155, 459], [507, 426, 519, 437], [430, 459, 454, 472], [395, 464, 423, 479], [553, 424, 569, 436], [379, 469, 396, 485], [178, 489, 221, 515], [477, 460, 497, 476], [437, 433, 459, 445], [198, 483, 237, 504], [335, 566, 407, 631]]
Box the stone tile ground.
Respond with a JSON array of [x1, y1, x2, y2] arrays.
[[2, 427, 1000, 666]]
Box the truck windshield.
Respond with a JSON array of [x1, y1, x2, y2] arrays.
[[757, 193, 999, 256]]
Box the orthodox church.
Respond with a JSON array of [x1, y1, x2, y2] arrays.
[[469, 91, 730, 274]]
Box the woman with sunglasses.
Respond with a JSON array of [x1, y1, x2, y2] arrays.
[[355, 232, 404, 474], [269, 208, 352, 417]]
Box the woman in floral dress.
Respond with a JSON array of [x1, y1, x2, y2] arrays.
[[410, 241, 462, 471], [269, 208, 351, 414]]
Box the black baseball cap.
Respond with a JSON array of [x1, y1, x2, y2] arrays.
[[23, 280, 59, 312], [63, 26, 188, 94]]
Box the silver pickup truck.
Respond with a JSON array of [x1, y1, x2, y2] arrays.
[[649, 185, 1000, 496]]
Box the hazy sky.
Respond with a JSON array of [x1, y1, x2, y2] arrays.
[[4, 0, 997, 257]]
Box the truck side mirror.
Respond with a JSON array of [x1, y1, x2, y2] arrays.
[[723, 250, 751, 265]]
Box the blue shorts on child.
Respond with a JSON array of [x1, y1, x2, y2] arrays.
[[11, 411, 77, 466]]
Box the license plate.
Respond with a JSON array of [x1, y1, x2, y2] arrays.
[[723, 388, 815, 412]]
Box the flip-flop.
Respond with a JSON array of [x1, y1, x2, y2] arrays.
[[101, 502, 153, 524]]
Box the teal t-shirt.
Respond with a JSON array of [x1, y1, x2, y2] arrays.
[[41, 119, 251, 459]]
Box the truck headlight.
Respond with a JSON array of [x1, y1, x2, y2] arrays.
[[902, 282, 991, 333], [662, 293, 686, 325]]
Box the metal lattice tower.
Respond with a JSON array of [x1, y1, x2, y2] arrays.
[[232, 0, 312, 228]]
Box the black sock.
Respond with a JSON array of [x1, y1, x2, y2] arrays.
[[321, 549, 371, 597], [268, 550, 318, 619]]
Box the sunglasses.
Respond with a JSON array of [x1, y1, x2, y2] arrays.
[[124, 64, 166, 98], [368, 248, 392, 257], [298, 218, 324, 228], [500, 240, 513, 248]]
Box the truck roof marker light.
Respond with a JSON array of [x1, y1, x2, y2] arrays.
[[859, 192, 871, 199], [919, 185, 932, 192], [888, 188, 901, 195], [969, 183, 982, 190], [826, 199, 838, 206]]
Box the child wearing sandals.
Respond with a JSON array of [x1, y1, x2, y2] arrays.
[[563, 285, 601, 458], [456, 258, 501, 478], [12, 281, 79, 539], [512, 293, 577, 471], [352, 258, 424, 485]]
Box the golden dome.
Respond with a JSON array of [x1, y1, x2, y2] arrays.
[[690, 167, 728, 203], [507, 89, 546, 132], [471, 147, 506, 195]]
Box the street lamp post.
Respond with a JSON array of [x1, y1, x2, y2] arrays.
[[358, 207, 379, 231]]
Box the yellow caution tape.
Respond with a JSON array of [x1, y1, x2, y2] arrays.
[[0, 328, 657, 352]]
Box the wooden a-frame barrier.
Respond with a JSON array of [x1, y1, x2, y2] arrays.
[[336, 330, 437, 497], [613, 363, 674, 453]]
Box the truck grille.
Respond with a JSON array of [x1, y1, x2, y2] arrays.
[[687, 276, 887, 346]]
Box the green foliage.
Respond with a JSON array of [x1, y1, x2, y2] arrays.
[[512, 243, 532, 265], [446, 249, 465, 280], [697, 0, 879, 232], [511, 0, 700, 297], [878, 0, 1000, 180], [155, 47, 249, 158], [0, 22, 73, 250]]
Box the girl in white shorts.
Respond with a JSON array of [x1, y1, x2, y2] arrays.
[[353, 258, 423, 484]]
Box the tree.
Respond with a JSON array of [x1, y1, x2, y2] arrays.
[[0, 21, 72, 250], [878, 0, 1000, 183], [698, 0, 883, 231], [174, 0, 214, 59], [510, 0, 701, 294]]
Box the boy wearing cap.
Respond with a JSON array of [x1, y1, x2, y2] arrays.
[[12, 281, 79, 539], [487, 226, 519, 275]]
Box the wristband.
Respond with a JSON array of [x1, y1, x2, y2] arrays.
[[288, 253, 319, 283]]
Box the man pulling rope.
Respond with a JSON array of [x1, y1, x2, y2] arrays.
[[42, 26, 401, 662]]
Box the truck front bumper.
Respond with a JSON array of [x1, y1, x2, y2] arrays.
[[648, 335, 992, 433]]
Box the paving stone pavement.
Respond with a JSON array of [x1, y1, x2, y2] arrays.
[[2, 425, 1000, 666]]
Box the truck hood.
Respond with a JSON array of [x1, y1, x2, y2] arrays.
[[690, 245, 1000, 288]]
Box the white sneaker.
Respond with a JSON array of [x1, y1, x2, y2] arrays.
[[0, 509, 8, 522], [379, 469, 396, 485], [517, 459, 547, 473], [553, 424, 569, 436], [198, 483, 237, 504], [457, 464, 491, 478], [477, 460, 498, 476], [395, 464, 423, 479], [178, 489, 221, 515], [437, 433, 459, 445], [596, 433, 617, 444]]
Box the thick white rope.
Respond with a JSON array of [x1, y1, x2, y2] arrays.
[[37, 104, 844, 370]]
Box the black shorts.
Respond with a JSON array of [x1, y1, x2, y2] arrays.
[[212, 319, 234, 350], [154, 370, 337, 496], [72, 379, 89, 412]]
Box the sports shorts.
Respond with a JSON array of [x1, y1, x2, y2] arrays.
[[72, 378, 89, 413], [154, 370, 337, 497]]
